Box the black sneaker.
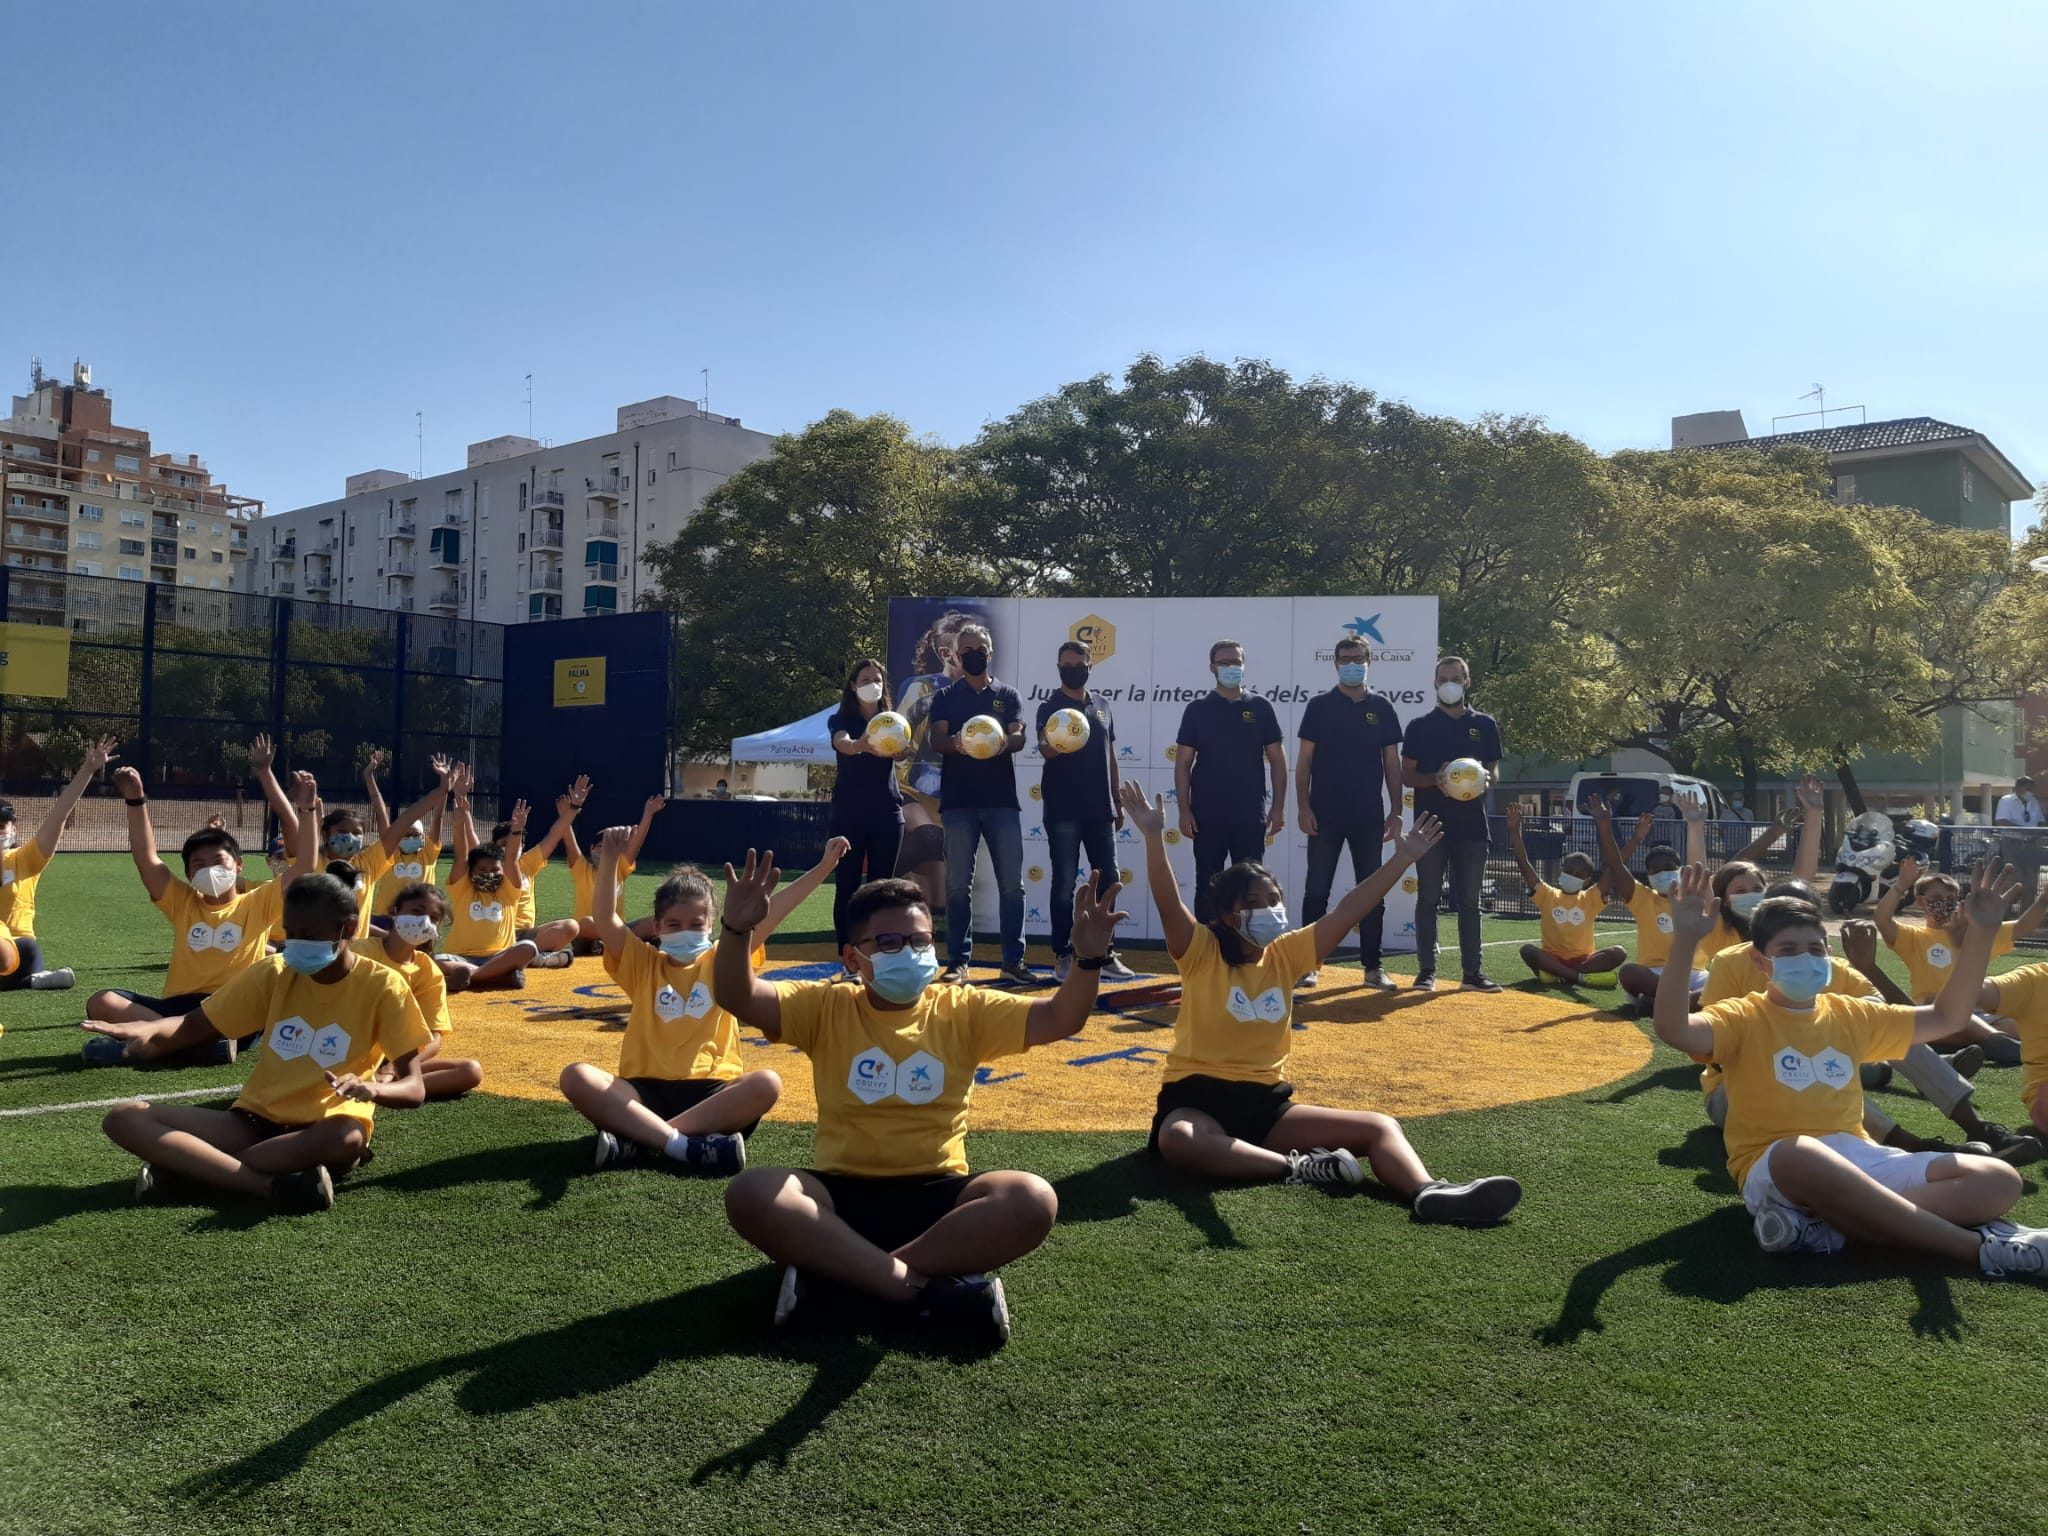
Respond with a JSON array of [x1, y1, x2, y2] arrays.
[[1461, 974, 1503, 994], [1978, 1123, 2043, 1167], [1282, 1147, 1363, 1190], [914, 1273, 1011, 1349], [996, 961, 1040, 989], [666, 1132, 746, 1176], [1411, 1175, 1522, 1225], [1859, 1061, 1895, 1091], [1944, 1045, 1986, 1080], [1413, 973, 1439, 992], [271, 1166, 335, 1214], [593, 1131, 651, 1169]]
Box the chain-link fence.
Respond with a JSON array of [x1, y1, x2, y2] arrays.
[[1, 568, 504, 850]]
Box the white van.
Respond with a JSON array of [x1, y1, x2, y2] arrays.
[[1564, 771, 1729, 821]]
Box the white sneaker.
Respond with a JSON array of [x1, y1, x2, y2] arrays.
[[1101, 953, 1138, 981], [1296, 970, 1320, 991], [1751, 1194, 1844, 1255], [1977, 1219, 2048, 1278], [29, 967, 76, 991]]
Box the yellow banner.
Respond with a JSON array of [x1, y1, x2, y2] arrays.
[[553, 656, 606, 708], [0, 621, 70, 699]]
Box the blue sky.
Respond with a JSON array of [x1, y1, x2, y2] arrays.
[[7, 1, 2045, 518]]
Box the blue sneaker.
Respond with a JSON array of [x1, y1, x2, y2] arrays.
[[669, 1132, 746, 1177], [81, 1036, 133, 1067], [914, 1273, 1011, 1348]]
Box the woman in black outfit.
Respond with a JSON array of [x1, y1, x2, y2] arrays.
[[828, 658, 905, 959]]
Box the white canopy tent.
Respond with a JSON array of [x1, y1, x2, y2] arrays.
[[730, 705, 838, 763]]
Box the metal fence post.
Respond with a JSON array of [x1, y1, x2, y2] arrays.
[[391, 610, 409, 791], [266, 596, 291, 849], [137, 581, 159, 786]]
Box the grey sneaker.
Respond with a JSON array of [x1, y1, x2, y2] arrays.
[[1752, 1194, 1844, 1255], [1296, 970, 1320, 991], [1054, 953, 1074, 983], [1282, 1147, 1363, 1189], [1365, 968, 1399, 991], [1411, 1175, 1523, 1225], [1101, 953, 1138, 980], [939, 965, 971, 986], [1980, 1033, 2023, 1068], [532, 949, 574, 970], [996, 961, 1040, 989], [29, 967, 76, 991], [593, 1131, 650, 1170], [1978, 1219, 2048, 1279]]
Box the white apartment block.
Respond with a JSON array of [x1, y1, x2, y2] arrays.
[[250, 395, 772, 624]]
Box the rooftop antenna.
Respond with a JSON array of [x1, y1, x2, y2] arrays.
[[525, 373, 534, 439], [416, 411, 424, 479], [700, 368, 710, 413], [1800, 383, 1826, 428]]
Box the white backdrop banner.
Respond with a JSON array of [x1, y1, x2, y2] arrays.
[[886, 596, 1442, 951]]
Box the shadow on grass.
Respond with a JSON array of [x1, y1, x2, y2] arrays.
[[358, 1134, 586, 1211], [1536, 1204, 1968, 1347], [179, 1268, 902, 1499], [0, 1178, 133, 1236], [1596, 1063, 1707, 1105], [1051, 1150, 1245, 1250], [0, 1050, 104, 1081]]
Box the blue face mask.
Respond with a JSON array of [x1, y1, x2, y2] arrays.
[[1558, 874, 1590, 894], [1730, 891, 1766, 920], [868, 945, 940, 1003], [282, 940, 340, 976], [1336, 662, 1367, 687], [327, 832, 364, 857], [398, 836, 425, 854], [1215, 664, 1245, 689], [659, 929, 714, 963], [1646, 869, 1679, 896], [1242, 905, 1290, 947], [1769, 951, 1833, 1005]]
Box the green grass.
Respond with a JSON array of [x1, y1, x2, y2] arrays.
[[7, 858, 2048, 1535]]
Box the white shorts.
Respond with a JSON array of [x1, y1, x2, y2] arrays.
[[1741, 1132, 1940, 1255], [1646, 964, 1710, 992]]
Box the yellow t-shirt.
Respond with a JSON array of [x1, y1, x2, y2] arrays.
[[350, 935, 452, 1035], [0, 917, 17, 977], [603, 939, 743, 1082], [339, 842, 397, 940], [1702, 991, 1915, 1186], [775, 979, 1034, 1177], [1165, 924, 1321, 1086], [1534, 882, 1607, 961], [570, 855, 634, 922], [1626, 883, 1675, 968], [156, 879, 287, 998], [1989, 962, 2048, 1115], [513, 848, 547, 929], [446, 872, 519, 957], [373, 841, 441, 915], [203, 953, 432, 1127], [0, 842, 51, 937], [1885, 920, 2017, 1004], [1696, 940, 1879, 1097]]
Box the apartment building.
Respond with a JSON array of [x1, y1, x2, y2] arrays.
[[251, 395, 772, 624], [0, 361, 261, 628]]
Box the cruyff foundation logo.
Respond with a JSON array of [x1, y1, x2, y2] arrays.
[[1069, 615, 1116, 665], [1773, 1046, 1855, 1092]]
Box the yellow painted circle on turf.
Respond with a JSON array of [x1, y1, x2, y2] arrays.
[[455, 947, 1651, 1130]]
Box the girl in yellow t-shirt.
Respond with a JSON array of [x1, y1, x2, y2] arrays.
[[357, 881, 484, 1101], [1875, 856, 2047, 1063], [1121, 783, 1523, 1226], [1506, 803, 1627, 988]]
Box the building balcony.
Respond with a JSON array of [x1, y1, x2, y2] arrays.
[[533, 489, 566, 511], [5, 471, 72, 495], [6, 501, 69, 525], [271, 540, 297, 562], [532, 525, 564, 550], [305, 575, 333, 595], [584, 473, 622, 502], [388, 520, 416, 541], [388, 560, 416, 579], [534, 569, 563, 593], [151, 541, 178, 565], [276, 581, 297, 596], [10, 584, 66, 612], [585, 562, 619, 583], [437, 506, 465, 527], [430, 550, 460, 572], [153, 514, 180, 535], [7, 531, 68, 554], [429, 586, 461, 614]]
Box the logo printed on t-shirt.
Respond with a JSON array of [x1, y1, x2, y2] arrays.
[[1226, 985, 1289, 1024], [311, 1024, 352, 1067], [469, 901, 504, 924], [1811, 1047, 1855, 1089], [1773, 1048, 1818, 1091], [655, 984, 687, 1021], [270, 1016, 314, 1060], [1656, 913, 1674, 934], [395, 861, 425, 881], [895, 1050, 945, 1106], [1927, 943, 1954, 969], [847, 1046, 896, 1103], [186, 920, 244, 954]]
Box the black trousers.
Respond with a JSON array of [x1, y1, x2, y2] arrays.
[[832, 810, 906, 948]]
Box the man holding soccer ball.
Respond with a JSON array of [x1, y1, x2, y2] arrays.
[[1037, 639, 1137, 982], [929, 623, 1033, 986], [1401, 656, 1504, 993]]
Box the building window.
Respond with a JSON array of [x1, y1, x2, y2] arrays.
[[648, 470, 657, 486], [114, 454, 141, 473], [78, 504, 104, 521], [211, 550, 224, 564], [184, 547, 197, 560], [1833, 474, 1856, 504], [76, 531, 102, 550], [74, 560, 100, 576], [181, 575, 197, 587], [1963, 465, 1974, 501], [119, 538, 146, 556], [118, 565, 145, 581], [480, 571, 488, 600], [120, 510, 146, 528], [184, 520, 198, 531], [86, 449, 100, 464], [209, 579, 222, 589]]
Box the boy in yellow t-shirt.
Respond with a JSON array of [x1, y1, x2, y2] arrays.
[[1875, 856, 2046, 1065], [1506, 803, 1625, 987], [90, 869, 431, 1213], [559, 827, 844, 1173], [1652, 859, 2048, 1277], [711, 850, 1124, 1347], [1121, 784, 1521, 1225], [355, 882, 483, 1101], [1979, 962, 2048, 1139], [1592, 794, 1711, 1010], [434, 766, 541, 992], [0, 734, 118, 993]]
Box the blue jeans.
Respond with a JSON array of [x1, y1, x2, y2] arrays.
[[1301, 822, 1386, 966], [1046, 819, 1117, 957], [943, 806, 1024, 967], [1414, 837, 1487, 978]]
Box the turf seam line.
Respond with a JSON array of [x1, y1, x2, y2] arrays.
[[0, 1084, 235, 1118]]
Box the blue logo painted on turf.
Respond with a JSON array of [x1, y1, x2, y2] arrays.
[[1066, 1044, 1171, 1068], [974, 1066, 1024, 1085], [1344, 614, 1384, 643]]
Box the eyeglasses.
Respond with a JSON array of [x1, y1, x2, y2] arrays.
[[855, 932, 936, 955]]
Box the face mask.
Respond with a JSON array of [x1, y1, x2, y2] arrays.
[[0, 829, 15, 852], [1647, 870, 1679, 896], [659, 929, 715, 963], [1768, 951, 1833, 1006], [867, 945, 940, 1003], [1729, 891, 1766, 919], [472, 870, 504, 894], [399, 835, 425, 854], [1058, 664, 1090, 689], [1215, 664, 1245, 688], [1241, 905, 1289, 947], [282, 939, 340, 976], [856, 681, 885, 704], [327, 832, 364, 856], [191, 864, 239, 899], [1558, 874, 1589, 894], [960, 649, 989, 677], [392, 914, 439, 949], [1337, 662, 1367, 687], [1437, 680, 1466, 706]]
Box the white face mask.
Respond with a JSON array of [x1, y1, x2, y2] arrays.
[[1436, 680, 1466, 706], [0, 829, 15, 852], [392, 914, 439, 948], [191, 863, 238, 899], [856, 681, 884, 704], [1558, 874, 1589, 894]]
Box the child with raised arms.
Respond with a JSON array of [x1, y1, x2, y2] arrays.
[[1120, 782, 1523, 1222], [1874, 854, 2048, 1065], [348, 877, 482, 1101], [361, 748, 450, 930], [436, 765, 540, 992], [1594, 794, 1707, 1010], [558, 829, 845, 1174], [0, 734, 117, 992], [1506, 801, 1628, 988]]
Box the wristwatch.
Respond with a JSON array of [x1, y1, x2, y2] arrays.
[[1076, 954, 1110, 971]]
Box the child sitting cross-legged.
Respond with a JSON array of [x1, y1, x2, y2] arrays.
[[1506, 803, 1626, 988]]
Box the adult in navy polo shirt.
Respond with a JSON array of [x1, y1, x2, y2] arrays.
[[1036, 638, 1137, 983], [1174, 638, 1286, 924], [1400, 655, 1503, 994], [928, 622, 1033, 987], [1295, 634, 1405, 992]]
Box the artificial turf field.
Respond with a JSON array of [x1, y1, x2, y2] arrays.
[[8, 856, 2048, 1536]]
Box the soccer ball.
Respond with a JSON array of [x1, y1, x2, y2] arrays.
[[1042, 707, 1091, 755], [959, 715, 1007, 760], [864, 711, 913, 758], [1442, 757, 1488, 802]]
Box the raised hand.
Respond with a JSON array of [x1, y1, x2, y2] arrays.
[[1964, 857, 2023, 928], [1396, 813, 1444, 862], [821, 835, 851, 871], [365, 749, 386, 776], [430, 753, 453, 782], [1119, 781, 1165, 836], [291, 770, 319, 811], [1586, 793, 1611, 823], [1797, 774, 1825, 813], [1678, 790, 1705, 824], [598, 824, 635, 857], [721, 848, 780, 931], [112, 765, 144, 802], [642, 794, 668, 820], [1840, 918, 1879, 973], [508, 799, 531, 836], [1633, 811, 1656, 842], [84, 736, 119, 775], [249, 734, 275, 772], [1070, 879, 1130, 960], [555, 793, 577, 822], [1896, 854, 1923, 890], [569, 775, 593, 809], [1505, 802, 1524, 832], [204, 814, 227, 831], [1669, 863, 1719, 939]]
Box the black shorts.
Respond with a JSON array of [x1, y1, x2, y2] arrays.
[[231, 1108, 295, 1141], [625, 1076, 764, 1138], [1148, 1075, 1296, 1155], [104, 988, 210, 1015], [814, 1171, 971, 1253]]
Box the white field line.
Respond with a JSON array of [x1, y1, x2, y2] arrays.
[[0, 1084, 235, 1118]]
